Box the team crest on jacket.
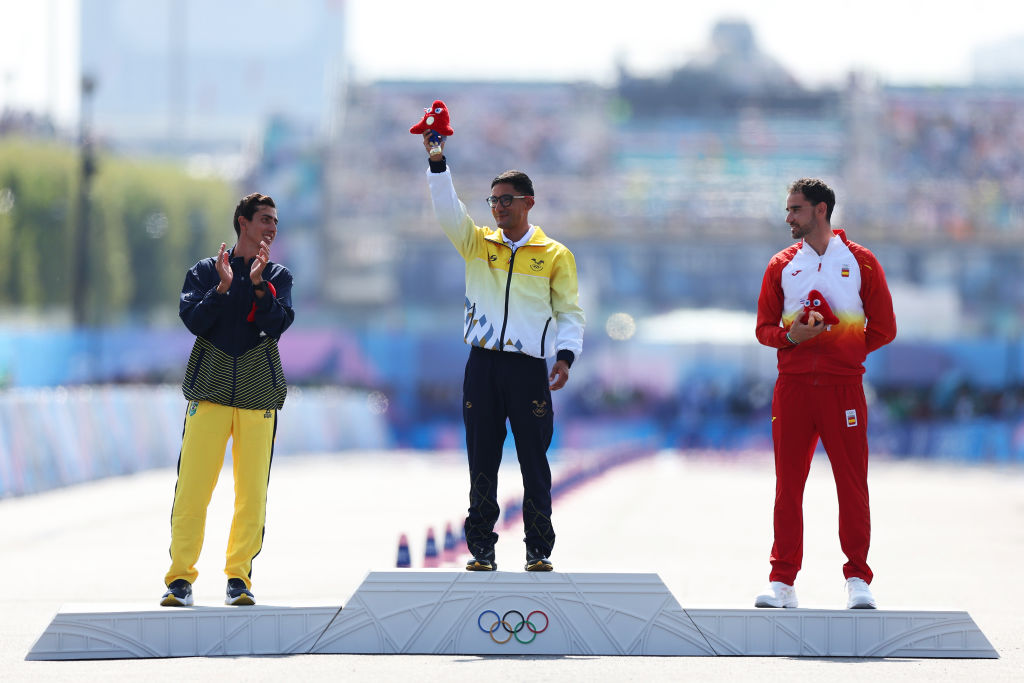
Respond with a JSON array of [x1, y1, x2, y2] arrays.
[[841, 265, 851, 277], [532, 400, 548, 417], [530, 257, 544, 271]]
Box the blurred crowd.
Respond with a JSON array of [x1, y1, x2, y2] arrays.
[[6, 75, 1024, 461], [328, 80, 1024, 243], [880, 90, 1024, 238]]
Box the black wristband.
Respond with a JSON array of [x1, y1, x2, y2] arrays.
[[428, 156, 447, 173], [556, 349, 575, 368], [253, 281, 267, 293]]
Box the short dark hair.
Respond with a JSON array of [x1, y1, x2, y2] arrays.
[[788, 178, 835, 221], [491, 170, 534, 197], [233, 193, 276, 236]]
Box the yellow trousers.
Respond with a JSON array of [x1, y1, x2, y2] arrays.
[[164, 400, 276, 589]]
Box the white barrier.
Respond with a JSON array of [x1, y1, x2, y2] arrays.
[[0, 385, 389, 497], [27, 571, 997, 660]]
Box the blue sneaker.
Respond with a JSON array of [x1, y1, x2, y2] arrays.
[[160, 579, 193, 607], [225, 578, 255, 606], [525, 548, 553, 572], [465, 547, 496, 571]]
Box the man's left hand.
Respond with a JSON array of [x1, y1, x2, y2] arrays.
[[250, 241, 270, 295], [549, 360, 570, 391]]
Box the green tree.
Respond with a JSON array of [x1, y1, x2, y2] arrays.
[[0, 141, 76, 308], [0, 139, 235, 323]]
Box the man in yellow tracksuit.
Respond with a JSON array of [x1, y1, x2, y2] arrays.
[[422, 133, 585, 572], [160, 193, 294, 607]]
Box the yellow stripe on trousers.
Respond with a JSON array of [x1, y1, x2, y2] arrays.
[[165, 400, 276, 590]]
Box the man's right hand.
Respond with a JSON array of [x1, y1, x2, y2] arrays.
[[215, 242, 232, 294], [788, 310, 825, 343], [422, 131, 445, 158]]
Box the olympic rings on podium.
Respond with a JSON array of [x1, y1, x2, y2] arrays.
[[477, 609, 549, 644]]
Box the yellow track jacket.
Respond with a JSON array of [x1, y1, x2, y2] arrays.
[[428, 167, 585, 360]]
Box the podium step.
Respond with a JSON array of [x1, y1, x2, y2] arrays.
[[688, 608, 998, 658], [26, 604, 341, 660], [26, 572, 998, 660], [312, 571, 712, 655]]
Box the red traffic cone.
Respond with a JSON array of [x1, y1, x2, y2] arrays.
[[423, 527, 440, 568], [442, 522, 457, 564], [396, 533, 411, 568]]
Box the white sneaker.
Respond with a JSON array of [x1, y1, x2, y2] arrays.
[[846, 577, 877, 609], [754, 581, 798, 608]]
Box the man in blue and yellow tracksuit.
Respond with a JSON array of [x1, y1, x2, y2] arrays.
[[160, 193, 294, 607], [422, 133, 585, 572]]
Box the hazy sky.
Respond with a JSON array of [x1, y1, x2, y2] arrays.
[[347, 0, 1023, 86], [2, 0, 1023, 126]]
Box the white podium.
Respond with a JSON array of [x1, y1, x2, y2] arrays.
[[26, 604, 340, 660], [311, 571, 712, 655], [687, 608, 998, 658], [27, 571, 998, 660]]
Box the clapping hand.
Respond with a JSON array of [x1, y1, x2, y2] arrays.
[[215, 243, 232, 294], [251, 241, 270, 296]]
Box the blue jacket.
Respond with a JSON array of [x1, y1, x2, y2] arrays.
[[179, 248, 294, 409]]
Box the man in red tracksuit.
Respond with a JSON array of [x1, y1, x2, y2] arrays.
[[754, 178, 896, 610]]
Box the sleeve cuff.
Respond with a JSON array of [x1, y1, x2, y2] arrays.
[[255, 281, 277, 309], [428, 156, 447, 173], [556, 349, 575, 368]]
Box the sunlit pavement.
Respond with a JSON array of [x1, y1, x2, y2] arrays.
[[2, 450, 1021, 681]]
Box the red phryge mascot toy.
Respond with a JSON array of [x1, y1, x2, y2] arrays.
[[410, 99, 454, 158], [800, 289, 840, 327]]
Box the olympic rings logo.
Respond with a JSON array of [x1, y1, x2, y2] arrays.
[[477, 609, 549, 644]]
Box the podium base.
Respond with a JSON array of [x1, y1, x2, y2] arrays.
[[27, 571, 998, 660]]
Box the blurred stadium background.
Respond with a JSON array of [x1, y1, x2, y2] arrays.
[[3, 1, 1024, 498]]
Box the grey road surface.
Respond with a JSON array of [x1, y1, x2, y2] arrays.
[[1, 450, 1020, 681]]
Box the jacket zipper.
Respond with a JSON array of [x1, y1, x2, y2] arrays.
[[497, 246, 517, 351]]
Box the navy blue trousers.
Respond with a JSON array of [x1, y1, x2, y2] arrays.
[[462, 346, 555, 560]]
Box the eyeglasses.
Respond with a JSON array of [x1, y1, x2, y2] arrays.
[[486, 194, 532, 208]]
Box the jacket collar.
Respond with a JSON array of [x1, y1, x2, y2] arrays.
[[484, 225, 551, 248], [798, 228, 848, 255]]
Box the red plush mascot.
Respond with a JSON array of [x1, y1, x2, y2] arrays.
[[410, 100, 453, 157], [800, 289, 840, 326]]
